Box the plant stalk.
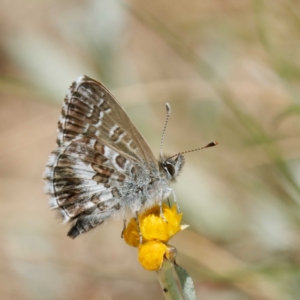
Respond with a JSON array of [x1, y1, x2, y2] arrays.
[[157, 259, 183, 300]]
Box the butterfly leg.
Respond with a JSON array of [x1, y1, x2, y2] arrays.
[[170, 188, 180, 213], [159, 199, 168, 222], [121, 217, 127, 238], [135, 211, 143, 244]]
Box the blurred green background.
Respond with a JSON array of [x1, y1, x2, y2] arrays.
[[1, 0, 300, 299]]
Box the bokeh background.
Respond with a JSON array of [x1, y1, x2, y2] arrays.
[[1, 0, 300, 299]]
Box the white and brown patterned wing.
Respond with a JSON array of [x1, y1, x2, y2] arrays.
[[57, 75, 157, 167], [44, 137, 140, 238], [44, 76, 158, 238]]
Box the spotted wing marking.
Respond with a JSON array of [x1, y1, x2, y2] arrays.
[[57, 77, 111, 147]]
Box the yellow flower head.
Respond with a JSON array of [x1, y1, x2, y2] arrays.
[[123, 204, 188, 270], [123, 203, 185, 247], [138, 241, 168, 271]]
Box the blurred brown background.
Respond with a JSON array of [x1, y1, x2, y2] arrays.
[[1, 0, 300, 299]]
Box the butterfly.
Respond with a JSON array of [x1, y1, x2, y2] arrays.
[[43, 75, 217, 238]]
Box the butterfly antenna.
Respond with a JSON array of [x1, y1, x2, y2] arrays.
[[160, 103, 171, 159], [169, 141, 218, 159]]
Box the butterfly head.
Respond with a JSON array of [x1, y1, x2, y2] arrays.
[[160, 154, 185, 182]]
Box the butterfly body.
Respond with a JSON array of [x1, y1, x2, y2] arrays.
[[44, 76, 184, 238]]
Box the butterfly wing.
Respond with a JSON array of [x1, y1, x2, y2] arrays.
[[44, 76, 159, 238], [57, 75, 157, 166]]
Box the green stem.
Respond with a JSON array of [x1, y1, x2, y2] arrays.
[[157, 259, 183, 300]]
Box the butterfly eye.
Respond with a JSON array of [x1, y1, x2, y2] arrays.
[[164, 162, 176, 177]]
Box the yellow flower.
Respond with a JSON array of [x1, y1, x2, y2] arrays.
[[123, 204, 188, 270], [138, 241, 168, 271], [123, 217, 141, 248], [140, 204, 184, 242]]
